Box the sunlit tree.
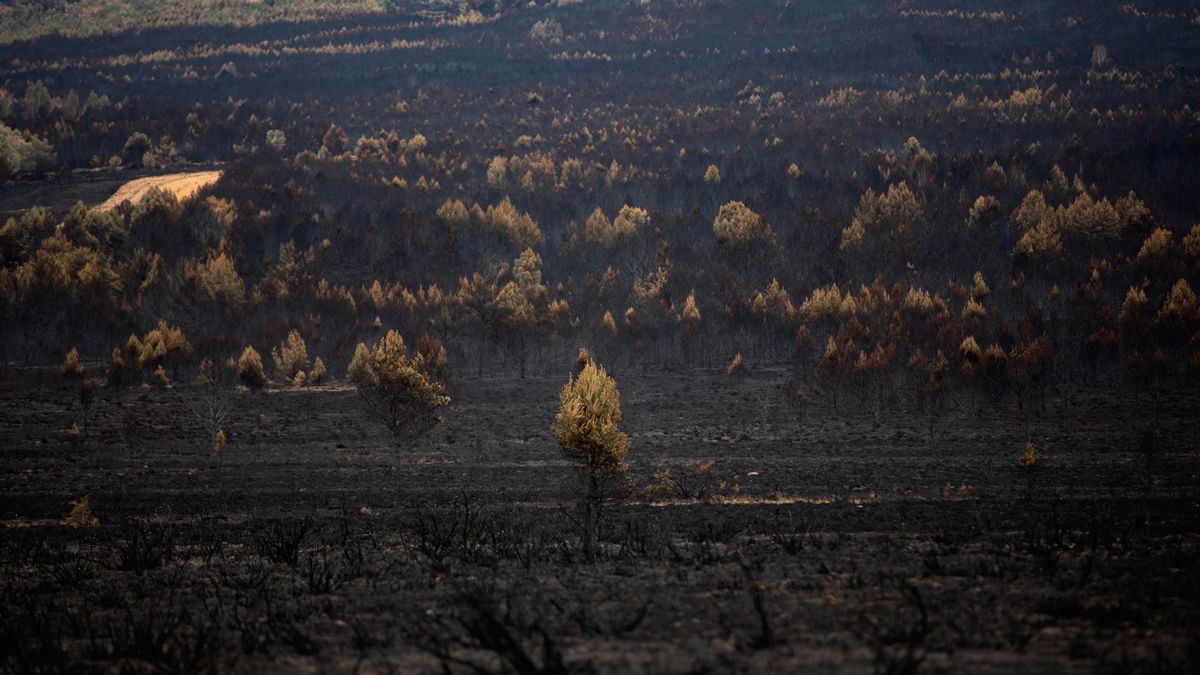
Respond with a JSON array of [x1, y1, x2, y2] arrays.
[[237, 345, 267, 390], [712, 201, 772, 247], [271, 330, 309, 383], [553, 355, 630, 561], [491, 281, 536, 378], [62, 347, 85, 380], [348, 330, 450, 447]]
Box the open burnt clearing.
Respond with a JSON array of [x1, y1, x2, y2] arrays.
[[2, 364, 1196, 673], [3, 0, 1200, 671]]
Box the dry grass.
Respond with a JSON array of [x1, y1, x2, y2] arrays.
[[0, 1, 384, 44], [98, 171, 222, 212]]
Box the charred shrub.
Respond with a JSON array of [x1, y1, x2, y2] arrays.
[[855, 581, 933, 675], [251, 517, 313, 566], [108, 519, 176, 573], [401, 491, 542, 566], [646, 459, 736, 503], [0, 587, 72, 674], [104, 599, 226, 674], [409, 586, 568, 675]]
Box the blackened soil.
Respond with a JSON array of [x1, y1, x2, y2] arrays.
[[1, 364, 1197, 673]]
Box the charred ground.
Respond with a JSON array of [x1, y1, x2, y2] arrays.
[[2, 364, 1198, 672], [2, 0, 1200, 673]]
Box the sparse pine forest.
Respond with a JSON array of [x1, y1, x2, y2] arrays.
[[1, 0, 1199, 672]]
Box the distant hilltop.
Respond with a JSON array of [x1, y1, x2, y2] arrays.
[[0, 0, 437, 44]]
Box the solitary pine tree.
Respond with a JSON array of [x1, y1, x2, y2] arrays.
[[190, 358, 233, 459], [271, 330, 309, 383], [553, 354, 630, 561], [62, 348, 85, 380], [237, 345, 268, 390], [349, 330, 450, 448]]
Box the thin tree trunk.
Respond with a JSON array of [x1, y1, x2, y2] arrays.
[[582, 472, 600, 562]]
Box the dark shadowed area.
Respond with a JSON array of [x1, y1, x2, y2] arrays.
[[1, 0, 1199, 672]]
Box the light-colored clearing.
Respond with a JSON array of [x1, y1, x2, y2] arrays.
[[98, 170, 222, 211]]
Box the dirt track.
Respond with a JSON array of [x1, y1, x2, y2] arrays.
[[0, 167, 224, 217]]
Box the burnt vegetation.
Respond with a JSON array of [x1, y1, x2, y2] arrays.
[[2, 0, 1200, 672]]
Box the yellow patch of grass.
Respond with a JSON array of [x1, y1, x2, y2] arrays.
[[99, 170, 222, 211]]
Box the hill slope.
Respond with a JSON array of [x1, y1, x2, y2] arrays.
[[0, 0, 389, 43]]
